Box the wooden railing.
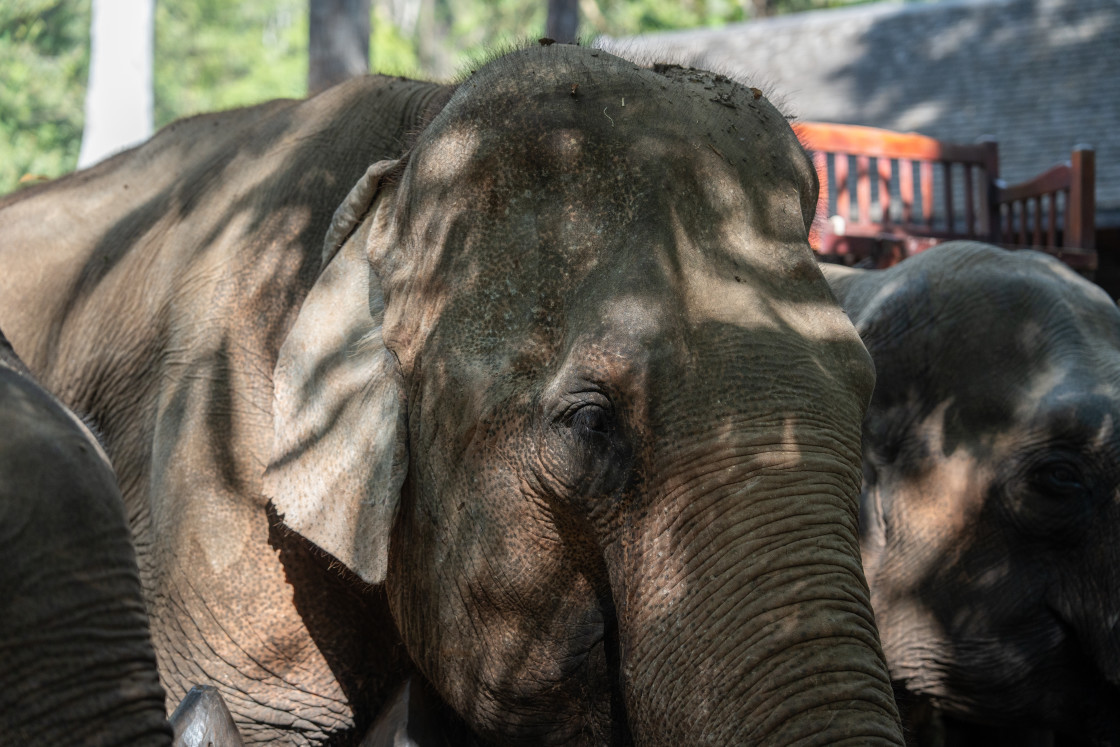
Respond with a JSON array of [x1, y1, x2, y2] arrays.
[[994, 146, 1096, 258], [794, 122, 1097, 271]]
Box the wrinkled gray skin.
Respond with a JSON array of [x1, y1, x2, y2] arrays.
[[0, 45, 902, 744], [824, 242, 1120, 746], [0, 330, 170, 745]]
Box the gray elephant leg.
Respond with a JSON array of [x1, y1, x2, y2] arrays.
[[170, 685, 244, 747]]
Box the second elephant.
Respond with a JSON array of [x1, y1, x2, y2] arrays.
[[824, 242, 1120, 744], [0, 330, 243, 746]]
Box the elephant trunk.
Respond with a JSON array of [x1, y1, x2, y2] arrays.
[[605, 441, 902, 745]]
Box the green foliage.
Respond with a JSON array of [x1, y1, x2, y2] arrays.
[[1, 0, 885, 195], [591, 0, 746, 34], [371, 4, 420, 77], [154, 0, 306, 126], [0, 0, 90, 192]]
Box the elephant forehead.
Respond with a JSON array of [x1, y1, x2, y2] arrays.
[[394, 155, 864, 399], [431, 104, 801, 195], [403, 123, 815, 290], [1010, 365, 1120, 450]]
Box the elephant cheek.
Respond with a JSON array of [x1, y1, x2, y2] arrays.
[[383, 477, 619, 744]]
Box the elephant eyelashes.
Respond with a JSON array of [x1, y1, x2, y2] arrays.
[[556, 390, 616, 437], [540, 391, 632, 501], [1034, 463, 1087, 495], [569, 404, 613, 436]]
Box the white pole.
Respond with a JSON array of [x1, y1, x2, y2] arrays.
[[78, 0, 155, 169]]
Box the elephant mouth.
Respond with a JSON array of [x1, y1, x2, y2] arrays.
[[912, 609, 1120, 743], [557, 598, 634, 746], [1035, 609, 1120, 744]]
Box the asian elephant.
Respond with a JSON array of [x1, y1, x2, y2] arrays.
[[822, 242, 1120, 744], [0, 44, 903, 744]]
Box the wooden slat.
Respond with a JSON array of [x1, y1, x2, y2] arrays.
[[795, 122, 992, 164], [878, 157, 893, 225], [996, 162, 1073, 202], [857, 155, 871, 225], [1067, 147, 1095, 250], [899, 159, 914, 224], [943, 162, 955, 235], [1032, 196, 1043, 246], [964, 165, 975, 237], [921, 161, 934, 229], [835, 154, 850, 221], [979, 139, 1000, 241], [1047, 193, 1057, 247]]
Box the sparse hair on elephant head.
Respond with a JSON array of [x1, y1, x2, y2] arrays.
[[824, 241, 1120, 744]]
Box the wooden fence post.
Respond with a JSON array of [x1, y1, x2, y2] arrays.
[[1068, 146, 1096, 251], [978, 138, 1000, 243]]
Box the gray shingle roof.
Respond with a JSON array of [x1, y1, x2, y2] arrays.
[[596, 0, 1120, 225]]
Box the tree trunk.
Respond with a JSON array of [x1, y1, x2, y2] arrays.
[[416, 0, 452, 80], [750, 0, 774, 19], [308, 0, 371, 96], [78, 0, 154, 169], [546, 0, 579, 44]]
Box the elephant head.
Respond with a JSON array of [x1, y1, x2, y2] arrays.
[[824, 242, 1120, 743], [266, 45, 901, 745]]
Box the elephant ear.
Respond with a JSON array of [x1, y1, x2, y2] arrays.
[[264, 159, 406, 586]]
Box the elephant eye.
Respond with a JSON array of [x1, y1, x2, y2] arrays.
[[1005, 453, 1097, 541], [555, 388, 615, 436], [1031, 459, 1089, 498], [569, 404, 612, 435], [540, 389, 632, 502]]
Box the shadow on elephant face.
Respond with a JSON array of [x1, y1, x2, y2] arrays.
[[267, 46, 900, 746], [847, 243, 1120, 743]]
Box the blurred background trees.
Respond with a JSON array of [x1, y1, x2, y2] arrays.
[[1, 2, 89, 191], [1, 0, 877, 193], [309, 0, 370, 94]]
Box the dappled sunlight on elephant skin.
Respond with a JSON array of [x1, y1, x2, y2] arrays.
[[827, 241, 1120, 744], [410, 123, 482, 189]]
